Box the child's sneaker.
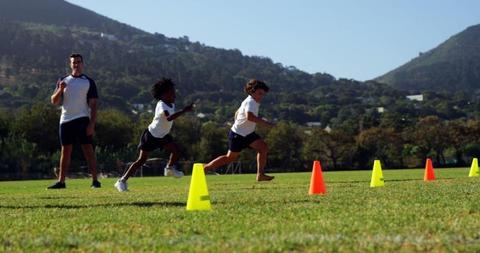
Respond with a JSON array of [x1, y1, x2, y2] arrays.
[[164, 165, 184, 178], [47, 181, 66, 189], [114, 180, 128, 192], [257, 174, 275, 181]]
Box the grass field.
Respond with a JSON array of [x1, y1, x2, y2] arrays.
[[1, 168, 480, 252]]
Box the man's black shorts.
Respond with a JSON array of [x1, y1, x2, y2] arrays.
[[228, 130, 261, 152], [59, 117, 93, 146], [138, 129, 173, 152]]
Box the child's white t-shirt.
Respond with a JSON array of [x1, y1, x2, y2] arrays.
[[148, 101, 175, 138], [231, 95, 259, 136]]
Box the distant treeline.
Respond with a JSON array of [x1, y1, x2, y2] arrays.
[[2, 104, 480, 180]]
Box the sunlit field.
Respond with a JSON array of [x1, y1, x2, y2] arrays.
[[1, 168, 479, 252]]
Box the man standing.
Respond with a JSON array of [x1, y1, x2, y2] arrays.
[[48, 53, 101, 189]]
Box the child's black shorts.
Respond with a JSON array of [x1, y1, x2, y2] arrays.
[[59, 117, 93, 146], [138, 129, 173, 152], [228, 130, 261, 152]]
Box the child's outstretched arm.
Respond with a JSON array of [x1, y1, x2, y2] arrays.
[[246, 112, 275, 128], [165, 103, 194, 121]]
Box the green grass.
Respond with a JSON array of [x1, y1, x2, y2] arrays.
[[1, 168, 480, 252]]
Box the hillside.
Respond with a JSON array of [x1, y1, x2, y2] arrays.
[[2, 0, 480, 128], [0, 0, 336, 113], [376, 24, 480, 92], [0, 0, 145, 39]]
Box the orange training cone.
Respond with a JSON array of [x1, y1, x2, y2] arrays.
[[424, 158, 435, 181], [309, 160, 326, 195]]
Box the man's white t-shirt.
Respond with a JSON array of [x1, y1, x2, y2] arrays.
[[148, 101, 175, 138], [58, 74, 98, 124], [231, 95, 259, 136]]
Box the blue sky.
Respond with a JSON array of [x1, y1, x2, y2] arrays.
[[68, 0, 480, 81]]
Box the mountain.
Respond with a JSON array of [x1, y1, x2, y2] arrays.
[[8, 0, 478, 127], [0, 0, 145, 39], [375, 24, 480, 92], [0, 0, 336, 112]]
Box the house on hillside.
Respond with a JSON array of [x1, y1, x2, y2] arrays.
[[100, 33, 118, 41], [406, 94, 424, 102], [131, 103, 151, 114], [306, 122, 322, 127]]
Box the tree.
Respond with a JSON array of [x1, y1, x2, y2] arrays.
[[96, 109, 134, 150], [356, 127, 404, 168], [407, 116, 449, 165], [0, 135, 38, 179], [11, 103, 59, 154], [266, 122, 303, 171], [0, 107, 11, 140], [302, 128, 355, 170], [463, 120, 480, 161], [446, 120, 470, 166], [171, 116, 202, 161], [194, 121, 227, 163]]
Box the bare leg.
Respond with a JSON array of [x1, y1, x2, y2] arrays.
[[204, 151, 240, 171], [58, 145, 73, 182], [120, 150, 149, 182], [249, 139, 274, 181], [163, 142, 179, 167], [81, 144, 98, 181]]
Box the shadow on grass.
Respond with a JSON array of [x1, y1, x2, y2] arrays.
[[0, 201, 186, 209], [37, 196, 81, 200], [219, 178, 435, 189], [129, 201, 185, 207], [329, 177, 455, 184]]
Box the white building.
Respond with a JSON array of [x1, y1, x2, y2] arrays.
[[406, 94, 424, 102], [306, 122, 322, 127], [100, 33, 118, 41]]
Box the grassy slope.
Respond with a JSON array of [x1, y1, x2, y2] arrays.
[[1, 168, 480, 252], [375, 25, 480, 91]]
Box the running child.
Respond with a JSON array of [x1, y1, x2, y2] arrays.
[[115, 78, 193, 192], [204, 79, 275, 181]]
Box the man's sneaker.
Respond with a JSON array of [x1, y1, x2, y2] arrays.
[[114, 180, 128, 192], [47, 181, 66, 189], [164, 166, 184, 178], [91, 180, 102, 189]]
